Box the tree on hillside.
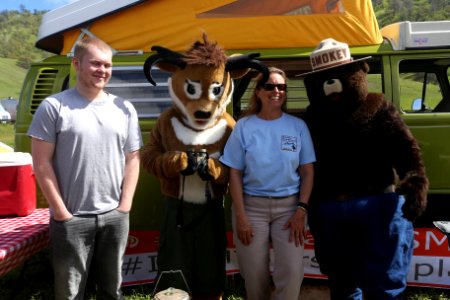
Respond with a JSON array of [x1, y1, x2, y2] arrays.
[[0, 9, 50, 69], [374, 0, 449, 27]]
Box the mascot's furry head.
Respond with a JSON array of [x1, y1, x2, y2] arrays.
[[302, 38, 372, 117], [303, 38, 428, 221], [141, 34, 268, 204], [144, 33, 268, 131]]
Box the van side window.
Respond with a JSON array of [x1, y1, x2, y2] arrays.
[[366, 58, 383, 95], [399, 59, 450, 113], [105, 66, 171, 119]]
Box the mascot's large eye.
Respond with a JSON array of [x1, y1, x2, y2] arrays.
[[209, 83, 224, 101], [184, 80, 202, 100]]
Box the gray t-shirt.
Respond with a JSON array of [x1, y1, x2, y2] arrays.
[[28, 88, 142, 215]]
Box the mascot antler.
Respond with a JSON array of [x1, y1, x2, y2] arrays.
[[225, 52, 269, 84], [144, 46, 269, 86], [143, 46, 186, 86]]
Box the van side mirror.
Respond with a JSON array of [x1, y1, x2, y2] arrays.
[[412, 98, 423, 111]]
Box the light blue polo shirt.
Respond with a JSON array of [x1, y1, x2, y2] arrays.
[[220, 113, 315, 197]]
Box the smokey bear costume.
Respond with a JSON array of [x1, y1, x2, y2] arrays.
[[141, 34, 268, 299], [303, 38, 428, 300]]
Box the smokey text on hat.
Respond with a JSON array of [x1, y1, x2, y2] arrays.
[[311, 47, 349, 69]]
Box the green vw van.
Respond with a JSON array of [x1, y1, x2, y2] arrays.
[[14, 0, 450, 284]]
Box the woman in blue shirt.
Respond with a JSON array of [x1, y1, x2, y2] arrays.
[[220, 67, 316, 300]]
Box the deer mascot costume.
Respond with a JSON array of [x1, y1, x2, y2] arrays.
[[142, 34, 268, 299]]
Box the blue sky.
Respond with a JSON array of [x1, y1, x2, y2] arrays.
[[0, 0, 78, 11]]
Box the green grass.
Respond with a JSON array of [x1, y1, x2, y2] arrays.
[[0, 250, 244, 299], [1, 250, 450, 299], [0, 57, 27, 100], [0, 123, 15, 148]]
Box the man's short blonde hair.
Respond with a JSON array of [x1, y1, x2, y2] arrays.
[[73, 37, 112, 60]]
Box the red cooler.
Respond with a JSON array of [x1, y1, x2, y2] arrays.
[[0, 152, 36, 216]]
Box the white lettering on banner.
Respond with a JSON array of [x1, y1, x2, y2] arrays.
[[303, 249, 325, 278], [122, 248, 327, 286], [121, 249, 242, 286], [426, 231, 448, 250], [121, 228, 450, 288], [414, 230, 449, 250]]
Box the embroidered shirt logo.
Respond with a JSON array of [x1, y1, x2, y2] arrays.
[[281, 135, 297, 152]]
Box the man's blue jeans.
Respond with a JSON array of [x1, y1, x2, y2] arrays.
[[50, 209, 129, 300], [309, 193, 414, 300]]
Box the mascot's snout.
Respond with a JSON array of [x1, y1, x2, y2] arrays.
[[323, 79, 343, 96], [194, 110, 211, 119]]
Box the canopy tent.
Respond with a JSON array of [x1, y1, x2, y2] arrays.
[[36, 0, 383, 55]]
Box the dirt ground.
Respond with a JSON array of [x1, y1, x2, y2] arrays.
[[300, 280, 330, 299]]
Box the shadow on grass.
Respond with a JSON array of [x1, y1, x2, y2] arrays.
[[0, 249, 246, 300], [0, 249, 53, 300]]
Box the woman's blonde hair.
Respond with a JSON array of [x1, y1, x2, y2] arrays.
[[241, 66, 288, 118]]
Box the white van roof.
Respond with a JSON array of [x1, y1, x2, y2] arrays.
[[381, 21, 450, 51], [36, 0, 144, 54]]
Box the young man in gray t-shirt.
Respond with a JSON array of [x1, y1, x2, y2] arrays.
[[28, 37, 142, 300]]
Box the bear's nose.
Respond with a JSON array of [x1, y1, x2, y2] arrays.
[[194, 111, 211, 119], [323, 78, 343, 96]]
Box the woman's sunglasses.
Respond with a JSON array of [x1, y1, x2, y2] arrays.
[[262, 83, 287, 91]]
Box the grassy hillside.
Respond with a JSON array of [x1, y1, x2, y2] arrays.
[[0, 57, 27, 99]]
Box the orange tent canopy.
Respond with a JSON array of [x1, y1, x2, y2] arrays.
[[36, 0, 382, 55]]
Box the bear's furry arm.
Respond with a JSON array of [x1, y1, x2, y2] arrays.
[[378, 100, 429, 220], [141, 117, 187, 179]]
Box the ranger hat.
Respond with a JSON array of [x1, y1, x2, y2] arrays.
[[297, 38, 371, 76]]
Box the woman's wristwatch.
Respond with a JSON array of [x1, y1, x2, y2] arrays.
[[297, 201, 309, 213]]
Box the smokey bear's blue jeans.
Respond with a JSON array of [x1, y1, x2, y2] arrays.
[[309, 193, 414, 300]]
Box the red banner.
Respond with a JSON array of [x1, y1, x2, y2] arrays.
[[122, 228, 450, 288]]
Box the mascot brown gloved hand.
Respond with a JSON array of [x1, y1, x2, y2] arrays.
[[302, 38, 428, 299], [141, 33, 268, 300]]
